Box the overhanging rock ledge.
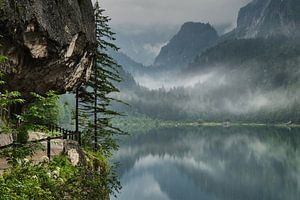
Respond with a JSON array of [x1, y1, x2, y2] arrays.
[[0, 0, 96, 96]]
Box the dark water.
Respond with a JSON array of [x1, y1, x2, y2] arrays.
[[113, 126, 300, 200]]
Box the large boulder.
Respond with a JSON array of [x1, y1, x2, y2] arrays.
[[0, 0, 96, 96]]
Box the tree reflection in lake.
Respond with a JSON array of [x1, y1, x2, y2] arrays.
[[113, 127, 300, 200]]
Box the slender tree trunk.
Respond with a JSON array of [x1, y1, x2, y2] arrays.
[[75, 88, 80, 145], [94, 66, 98, 151]]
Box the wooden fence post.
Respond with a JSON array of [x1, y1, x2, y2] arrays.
[[75, 88, 81, 145], [63, 129, 67, 139], [47, 137, 51, 159]]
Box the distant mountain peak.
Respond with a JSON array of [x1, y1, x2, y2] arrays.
[[153, 22, 219, 69], [181, 22, 213, 29]]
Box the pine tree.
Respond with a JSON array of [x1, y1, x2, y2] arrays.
[[77, 2, 124, 155]]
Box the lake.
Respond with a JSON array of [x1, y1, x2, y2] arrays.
[[113, 126, 300, 200]]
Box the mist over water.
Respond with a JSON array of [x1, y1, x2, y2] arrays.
[[134, 70, 218, 90], [116, 65, 300, 120]]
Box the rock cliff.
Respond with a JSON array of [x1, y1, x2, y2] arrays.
[[0, 0, 96, 96], [233, 0, 300, 38]]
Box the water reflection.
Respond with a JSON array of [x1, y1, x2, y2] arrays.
[[113, 127, 300, 200]]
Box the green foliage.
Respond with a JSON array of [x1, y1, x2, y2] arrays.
[[0, 55, 7, 62], [0, 70, 61, 164], [0, 143, 42, 167], [83, 148, 121, 198], [0, 91, 24, 107], [0, 72, 24, 110], [22, 91, 60, 127], [0, 71, 25, 141], [0, 90, 60, 146], [0, 3, 123, 198], [0, 160, 57, 200], [0, 155, 117, 200]]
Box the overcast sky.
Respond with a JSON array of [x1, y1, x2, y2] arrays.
[[100, 0, 252, 28]]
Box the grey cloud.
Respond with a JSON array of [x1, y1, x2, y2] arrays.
[[100, 0, 252, 27]]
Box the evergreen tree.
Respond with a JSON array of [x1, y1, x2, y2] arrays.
[[78, 2, 124, 155]]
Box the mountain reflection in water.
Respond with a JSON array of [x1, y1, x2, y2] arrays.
[[113, 127, 300, 200]]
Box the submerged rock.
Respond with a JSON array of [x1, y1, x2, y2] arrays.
[[0, 0, 96, 96]]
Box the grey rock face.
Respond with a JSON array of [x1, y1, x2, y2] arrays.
[[0, 0, 96, 96], [234, 0, 300, 38]]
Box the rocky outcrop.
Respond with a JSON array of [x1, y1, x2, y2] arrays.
[[0, 133, 13, 146], [0, 0, 96, 96], [154, 22, 219, 69], [233, 0, 300, 39]]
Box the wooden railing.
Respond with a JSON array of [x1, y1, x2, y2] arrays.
[[0, 125, 82, 159]]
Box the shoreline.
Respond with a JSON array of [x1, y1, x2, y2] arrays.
[[114, 117, 300, 132]]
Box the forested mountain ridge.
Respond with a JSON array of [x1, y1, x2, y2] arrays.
[[190, 37, 300, 77]]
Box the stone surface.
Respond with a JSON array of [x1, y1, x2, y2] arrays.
[[64, 140, 86, 166], [0, 0, 96, 96], [67, 148, 80, 166], [0, 133, 13, 146]]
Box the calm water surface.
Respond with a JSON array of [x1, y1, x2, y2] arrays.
[[113, 127, 300, 200]]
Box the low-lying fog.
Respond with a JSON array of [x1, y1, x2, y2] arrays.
[[134, 70, 218, 90], [114, 66, 300, 121]]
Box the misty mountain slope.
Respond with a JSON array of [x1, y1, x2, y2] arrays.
[[154, 22, 219, 69], [113, 25, 178, 65], [120, 73, 300, 122], [187, 37, 300, 91], [116, 66, 139, 90], [111, 0, 300, 122], [191, 37, 300, 67], [113, 65, 300, 122], [230, 0, 300, 39], [186, 0, 300, 89], [108, 50, 147, 75]]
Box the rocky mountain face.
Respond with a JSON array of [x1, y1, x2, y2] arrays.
[[232, 0, 300, 39], [154, 22, 219, 69], [0, 0, 96, 97]]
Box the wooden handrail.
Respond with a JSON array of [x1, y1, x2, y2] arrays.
[[0, 125, 82, 159]]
